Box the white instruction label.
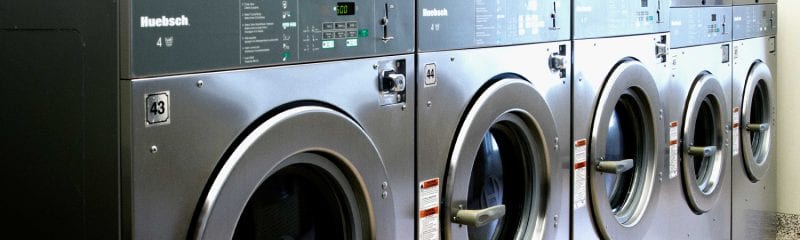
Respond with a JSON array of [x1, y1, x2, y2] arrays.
[[573, 139, 588, 210], [669, 121, 679, 179], [418, 178, 440, 240], [732, 108, 740, 156]]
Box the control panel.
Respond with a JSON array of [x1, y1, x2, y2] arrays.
[[670, 7, 732, 48], [671, 0, 731, 7], [123, 0, 413, 78], [573, 0, 669, 39], [732, 4, 777, 40], [417, 0, 570, 52], [732, 0, 777, 5]]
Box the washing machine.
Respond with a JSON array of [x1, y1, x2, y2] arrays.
[[662, 4, 733, 239], [2, 0, 415, 239], [731, 2, 778, 239], [415, 0, 571, 239], [571, 0, 670, 239]]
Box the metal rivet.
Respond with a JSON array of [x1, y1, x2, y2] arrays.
[[196, 80, 204, 88], [427, 101, 432, 107], [373, 64, 379, 69], [554, 215, 559, 228], [381, 191, 388, 199], [382, 181, 388, 189], [401, 104, 407, 111], [450, 57, 455, 62], [555, 137, 559, 150], [150, 145, 158, 154]]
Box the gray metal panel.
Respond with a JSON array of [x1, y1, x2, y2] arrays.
[[732, 4, 777, 40], [733, 0, 777, 5], [573, 0, 669, 39], [672, 0, 732, 7], [572, 33, 671, 239], [416, 42, 571, 239], [122, 55, 415, 239], [123, 0, 414, 78], [670, 7, 733, 48], [731, 36, 778, 240], [660, 43, 732, 239], [416, 0, 570, 52]]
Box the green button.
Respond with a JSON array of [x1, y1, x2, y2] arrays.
[[282, 52, 291, 60], [358, 29, 369, 38], [647, 16, 654, 21]]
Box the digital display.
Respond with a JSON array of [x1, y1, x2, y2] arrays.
[[337, 2, 355, 15]]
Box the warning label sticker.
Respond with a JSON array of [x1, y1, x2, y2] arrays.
[[669, 121, 679, 179], [732, 108, 740, 156], [419, 178, 440, 240], [574, 139, 588, 210]]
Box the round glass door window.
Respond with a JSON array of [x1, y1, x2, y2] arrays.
[[603, 94, 648, 225], [233, 164, 353, 240]]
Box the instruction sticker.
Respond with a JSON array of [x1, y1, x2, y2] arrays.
[[573, 139, 588, 210], [669, 121, 679, 179], [732, 108, 741, 156], [419, 178, 440, 240]]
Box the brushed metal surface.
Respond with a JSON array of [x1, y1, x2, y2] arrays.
[[572, 33, 671, 239], [661, 42, 733, 239], [669, 7, 733, 48], [573, 0, 670, 39], [731, 36, 778, 240], [416, 42, 571, 239], [732, 4, 777, 41], [672, 0, 732, 7], [121, 54, 415, 239], [733, 0, 777, 5]]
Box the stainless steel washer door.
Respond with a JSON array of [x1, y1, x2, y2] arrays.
[[193, 106, 394, 240], [589, 60, 663, 239], [740, 61, 776, 182], [681, 74, 729, 214], [445, 78, 556, 240]]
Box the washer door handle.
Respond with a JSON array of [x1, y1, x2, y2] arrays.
[[745, 123, 769, 132], [452, 205, 506, 227], [688, 146, 718, 158], [596, 159, 634, 174]]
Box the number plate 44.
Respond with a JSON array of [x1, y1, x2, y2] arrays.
[[145, 91, 170, 126]]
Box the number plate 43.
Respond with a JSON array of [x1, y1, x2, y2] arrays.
[[145, 91, 170, 126]]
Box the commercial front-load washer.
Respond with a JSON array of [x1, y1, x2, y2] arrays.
[[2, 0, 415, 238], [662, 4, 732, 238], [731, 2, 778, 239], [416, 0, 571, 239], [571, 0, 670, 239]]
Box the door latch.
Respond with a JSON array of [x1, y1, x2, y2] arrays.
[[549, 44, 567, 78], [452, 205, 506, 227], [378, 59, 406, 106], [381, 70, 406, 93], [656, 35, 668, 63], [596, 159, 635, 174], [688, 146, 718, 158]]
